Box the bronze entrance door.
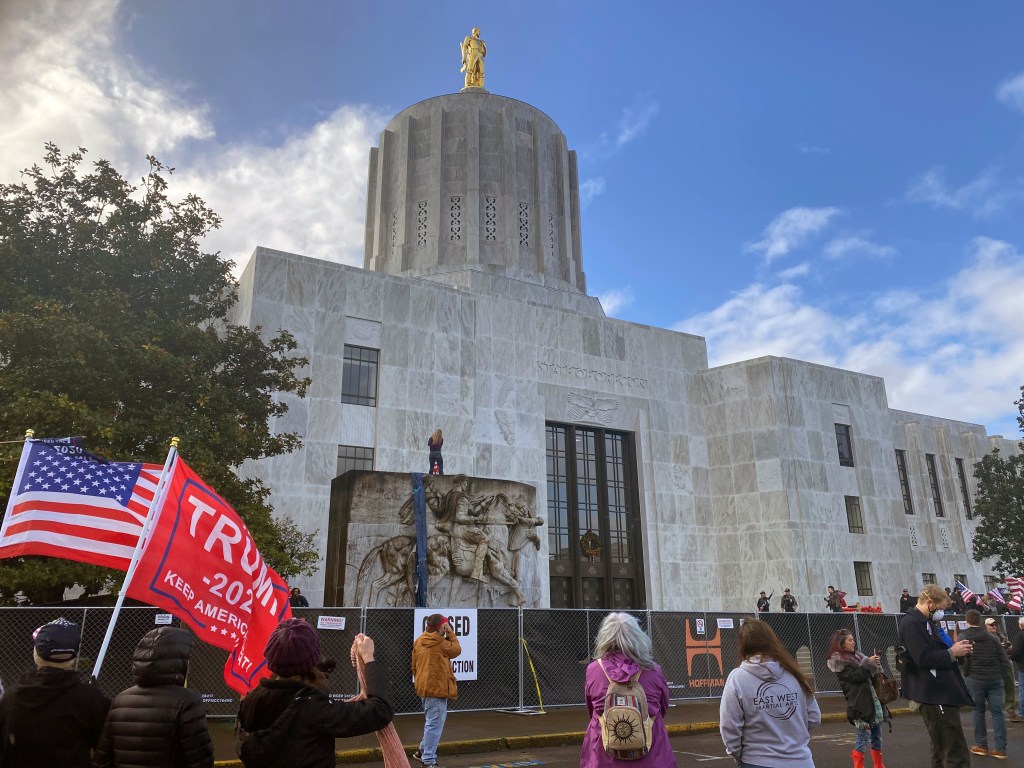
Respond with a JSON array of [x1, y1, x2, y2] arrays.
[[545, 423, 644, 609]]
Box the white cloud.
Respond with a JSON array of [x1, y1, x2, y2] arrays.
[[0, 0, 387, 269], [179, 105, 386, 267], [906, 166, 1023, 218], [597, 287, 635, 317], [678, 237, 1024, 435], [996, 71, 1024, 113], [798, 144, 831, 155], [580, 177, 606, 207], [616, 100, 659, 147], [746, 206, 842, 264], [776, 262, 812, 280], [0, 0, 212, 182], [823, 236, 898, 261]]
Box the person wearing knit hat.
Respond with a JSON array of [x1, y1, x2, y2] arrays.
[[0, 618, 110, 768], [236, 620, 393, 767], [265, 618, 322, 677]]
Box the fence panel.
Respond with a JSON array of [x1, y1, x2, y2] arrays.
[[806, 612, 857, 693], [521, 609, 591, 707], [4, 606, 999, 717]]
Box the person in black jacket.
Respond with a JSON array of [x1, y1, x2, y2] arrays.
[[961, 610, 1011, 759], [827, 629, 887, 768], [236, 618, 392, 768], [781, 588, 798, 612], [899, 588, 913, 614], [0, 617, 110, 768], [756, 590, 772, 612], [93, 626, 213, 768], [898, 585, 974, 768], [1010, 616, 1024, 723]]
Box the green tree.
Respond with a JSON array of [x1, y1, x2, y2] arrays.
[[0, 144, 316, 604], [971, 385, 1024, 577]]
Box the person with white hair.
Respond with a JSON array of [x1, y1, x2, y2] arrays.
[[0, 617, 110, 768], [580, 612, 673, 767], [1010, 616, 1024, 723]]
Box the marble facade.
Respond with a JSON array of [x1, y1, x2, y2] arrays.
[[229, 88, 1015, 612]]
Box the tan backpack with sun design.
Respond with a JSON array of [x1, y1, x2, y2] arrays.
[[597, 658, 653, 760]]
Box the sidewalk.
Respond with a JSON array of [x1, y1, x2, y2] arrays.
[[210, 693, 874, 766]]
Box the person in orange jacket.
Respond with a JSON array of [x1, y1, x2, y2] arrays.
[[411, 614, 462, 768]]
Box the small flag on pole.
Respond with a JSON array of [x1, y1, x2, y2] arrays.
[[988, 588, 1006, 605], [1005, 576, 1023, 610], [956, 581, 976, 603]]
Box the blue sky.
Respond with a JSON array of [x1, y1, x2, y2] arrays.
[[3, 1, 1024, 436]]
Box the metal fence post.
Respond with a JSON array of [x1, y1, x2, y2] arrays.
[[517, 606, 525, 712], [853, 611, 862, 654]]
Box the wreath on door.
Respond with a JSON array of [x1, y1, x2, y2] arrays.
[[580, 530, 601, 559]]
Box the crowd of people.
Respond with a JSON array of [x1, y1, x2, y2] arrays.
[[3, 590, 1023, 767]]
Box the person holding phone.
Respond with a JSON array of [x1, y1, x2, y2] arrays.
[[412, 614, 462, 768], [827, 629, 888, 768]]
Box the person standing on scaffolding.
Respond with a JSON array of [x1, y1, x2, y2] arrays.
[[428, 428, 444, 475]]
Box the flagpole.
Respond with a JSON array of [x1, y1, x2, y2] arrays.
[[0, 430, 35, 542], [91, 437, 180, 681]]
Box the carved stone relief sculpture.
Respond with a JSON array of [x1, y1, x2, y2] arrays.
[[329, 472, 542, 608]]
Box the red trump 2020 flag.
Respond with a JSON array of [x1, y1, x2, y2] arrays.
[[0, 439, 163, 570], [127, 456, 291, 693]]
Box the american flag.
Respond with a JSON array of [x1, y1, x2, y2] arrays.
[[988, 588, 1007, 605], [956, 581, 976, 603], [1005, 576, 1023, 611], [0, 440, 163, 571]]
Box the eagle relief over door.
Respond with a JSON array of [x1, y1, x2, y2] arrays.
[[545, 423, 644, 609]]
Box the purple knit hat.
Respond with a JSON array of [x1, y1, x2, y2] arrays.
[[264, 618, 321, 677]]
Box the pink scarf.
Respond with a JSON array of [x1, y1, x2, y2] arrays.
[[350, 639, 410, 768]]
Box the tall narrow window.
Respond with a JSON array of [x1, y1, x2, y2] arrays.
[[921, 572, 936, 585], [925, 454, 944, 517], [895, 449, 914, 515], [341, 345, 379, 406], [545, 422, 642, 609], [984, 575, 1000, 593], [953, 574, 967, 589], [854, 562, 874, 596], [835, 424, 854, 467], [336, 445, 374, 476], [845, 496, 865, 534], [955, 458, 973, 520]]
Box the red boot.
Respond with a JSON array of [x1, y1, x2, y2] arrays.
[[870, 748, 885, 768], [851, 749, 865, 768]]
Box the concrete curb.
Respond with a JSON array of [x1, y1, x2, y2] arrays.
[[212, 708, 915, 766]]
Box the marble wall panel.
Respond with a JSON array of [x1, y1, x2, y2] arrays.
[[252, 249, 289, 303], [313, 311, 347, 359], [344, 273, 384, 320], [753, 429, 781, 461], [729, 432, 755, 463], [710, 466, 735, 497], [338, 403, 374, 447], [308, 355, 343, 400], [756, 460, 784, 492], [314, 265, 350, 313], [287, 258, 321, 308], [733, 463, 757, 494], [344, 317, 382, 349], [304, 440, 340, 486]]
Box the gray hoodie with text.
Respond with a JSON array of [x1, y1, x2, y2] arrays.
[[719, 656, 821, 767]]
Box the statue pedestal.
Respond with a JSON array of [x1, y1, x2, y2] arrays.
[[460, 86, 489, 93], [325, 471, 542, 608]]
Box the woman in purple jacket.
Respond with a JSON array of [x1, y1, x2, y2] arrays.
[[428, 428, 443, 475], [580, 612, 674, 767]]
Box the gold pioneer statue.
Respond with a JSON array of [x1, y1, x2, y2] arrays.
[[460, 27, 486, 89]]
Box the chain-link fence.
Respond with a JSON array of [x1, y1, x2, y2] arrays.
[[1, 607, 1019, 717]]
